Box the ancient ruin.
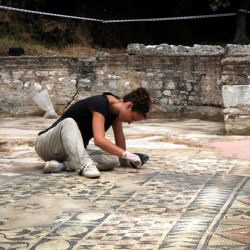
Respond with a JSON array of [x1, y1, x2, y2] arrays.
[[1, 44, 250, 134]]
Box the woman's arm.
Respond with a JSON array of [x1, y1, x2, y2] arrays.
[[112, 118, 126, 150], [92, 112, 125, 157], [92, 112, 141, 166]]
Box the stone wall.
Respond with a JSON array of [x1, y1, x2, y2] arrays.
[[221, 45, 250, 134], [93, 44, 224, 120], [0, 56, 95, 116], [1, 44, 250, 133], [0, 45, 225, 120]]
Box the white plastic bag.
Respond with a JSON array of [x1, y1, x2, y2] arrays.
[[32, 89, 58, 118]]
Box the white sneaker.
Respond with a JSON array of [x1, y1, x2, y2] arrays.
[[43, 160, 64, 173], [79, 163, 100, 178]]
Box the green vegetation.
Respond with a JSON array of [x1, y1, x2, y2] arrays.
[[0, 0, 249, 55], [0, 9, 98, 56]]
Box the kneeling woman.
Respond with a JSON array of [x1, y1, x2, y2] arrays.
[[35, 87, 151, 178]]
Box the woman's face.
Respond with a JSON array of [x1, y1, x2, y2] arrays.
[[118, 102, 145, 124]]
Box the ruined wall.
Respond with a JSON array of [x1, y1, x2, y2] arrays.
[[93, 44, 224, 119], [221, 45, 250, 134], [0, 44, 232, 121], [0, 56, 95, 116]]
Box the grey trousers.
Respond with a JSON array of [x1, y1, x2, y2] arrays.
[[35, 118, 119, 171]]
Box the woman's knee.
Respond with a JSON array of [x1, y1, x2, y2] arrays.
[[90, 152, 119, 171], [61, 118, 81, 137], [61, 118, 77, 128], [96, 160, 119, 171]]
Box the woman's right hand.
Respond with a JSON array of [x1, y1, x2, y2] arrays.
[[122, 151, 142, 167]]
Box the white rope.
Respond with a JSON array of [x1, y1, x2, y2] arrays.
[[103, 13, 237, 23], [238, 9, 249, 13], [0, 5, 101, 22], [0, 5, 239, 23]]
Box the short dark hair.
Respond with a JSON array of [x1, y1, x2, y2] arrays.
[[123, 87, 151, 116]]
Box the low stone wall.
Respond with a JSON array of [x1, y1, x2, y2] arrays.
[[94, 44, 224, 120], [0, 44, 224, 119], [0, 56, 95, 116], [1, 44, 250, 134], [221, 45, 250, 134]]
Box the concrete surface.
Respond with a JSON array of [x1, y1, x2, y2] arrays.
[[0, 117, 250, 250]]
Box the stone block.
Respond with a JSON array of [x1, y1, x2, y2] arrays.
[[225, 119, 250, 135], [225, 44, 250, 56], [223, 107, 250, 135], [222, 85, 250, 107]]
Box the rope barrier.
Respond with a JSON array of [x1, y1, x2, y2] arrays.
[[103, 13, 237, 23], [238, 9, 249, 13], [0, 5, 241, 23], [0, 5, 101, 22]]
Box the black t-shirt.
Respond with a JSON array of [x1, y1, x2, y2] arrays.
[[38, 94, 118, 148]]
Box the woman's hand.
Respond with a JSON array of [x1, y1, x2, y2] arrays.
[[122, 151, 142, 167]]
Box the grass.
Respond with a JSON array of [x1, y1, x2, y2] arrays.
[[0, 36, 125, 57], [0, 36, 101, 57]]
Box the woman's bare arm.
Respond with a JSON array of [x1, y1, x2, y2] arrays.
[[112, 118, 126, 150], [92, 112, 125, 156]]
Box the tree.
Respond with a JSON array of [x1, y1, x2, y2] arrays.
[[209, 0, 250, 44], [234, 0, 250, 44]]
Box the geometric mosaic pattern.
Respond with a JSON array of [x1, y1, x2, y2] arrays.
[[0, 117, 250, 250]]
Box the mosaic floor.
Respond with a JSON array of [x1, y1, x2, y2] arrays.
[[0, 117, 250, 250]]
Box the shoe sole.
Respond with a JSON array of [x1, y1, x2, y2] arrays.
[[85, 175, 100, 179], [78, 169, 100, 178]]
